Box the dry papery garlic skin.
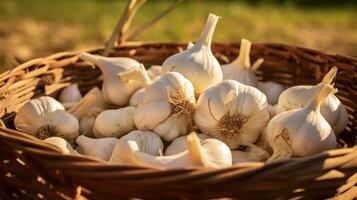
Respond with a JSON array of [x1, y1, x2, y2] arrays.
[[14, 96, 79, 142], [162, 13, 223, 95], [120, 130, 163, 156], [221, 39, 264, 87], [276, 67, 348, 135], [93, 106, 136, 138], [109, 133, 232, 169], [119, 65, 196, 141], [59, 84, 82, 104], [44, 137, 78, 155], [265, 84, 337, 162], [76, 135, 118, 161], [79, 52, 142, 106], [165, 133, 210, 155], [195, 80, 269, 149]]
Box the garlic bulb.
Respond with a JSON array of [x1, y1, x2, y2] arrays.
[[257, 81, 284, 105], [93, 106, 136, 138], [110, 133, 232, 169], [14, 96, 79, 141], [162, 13, 223, 95], [165, 133, 210, 155], [221, 39, 264, 87], [276, 67, 348, 135], [120, 130, 163, 156], [119, 65, 195, 141], [59, 84, 82, 104], [265, 84, 337, 162], [44, 137, 78, 155], [76, 135, 118, 161], [147, 65, 163, 80], [79, 52, 141, 106], [129, 88, 145, 106], [194, 80, 269, 149], [231, 144, 269, 164]]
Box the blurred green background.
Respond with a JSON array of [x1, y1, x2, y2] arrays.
[[0, 0, 356, 71]]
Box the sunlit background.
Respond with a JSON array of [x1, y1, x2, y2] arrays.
[[0, 0, 356, 71]]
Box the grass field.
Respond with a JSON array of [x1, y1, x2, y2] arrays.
[[0, 0, 356, 70]]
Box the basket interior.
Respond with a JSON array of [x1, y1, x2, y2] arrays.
[[0, 42, 355, 146]]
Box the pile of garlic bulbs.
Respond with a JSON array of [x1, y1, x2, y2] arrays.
[[13, 13, 349, 169]]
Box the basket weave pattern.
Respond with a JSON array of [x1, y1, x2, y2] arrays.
[[0, 43, 356, 199]]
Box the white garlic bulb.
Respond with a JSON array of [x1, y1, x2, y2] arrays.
[[165, 133, 210, 155], [120, 130, 163, 156], [79, 52, 141, 106], [147, 65, 163, 80], [257, 81, 284, 105], [162, 13, 223, 95], [221, 39, 264, 87], [129, 88, 145, 107], [119, 65, 195, 141], [44, 137, 78, 155], [265, 84, 337, 162], [76, 135, 118, 161], [14, 96, 79, 141], [109, 133, 232, 169], [59, 84, 82, 104], [194, 80, 269, 149], [276, 67, 348, 135], [93, 106, 136, 138], [231, 144, 269, 164]]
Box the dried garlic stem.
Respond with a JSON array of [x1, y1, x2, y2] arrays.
[[321, 66, 338, 85], [307, 84, 335, 111], [118, 64, 152, 87], [196, 13, 219, 47]]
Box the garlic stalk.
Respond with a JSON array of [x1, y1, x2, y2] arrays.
[[276, 67, 348, 135], [162, 13, 223, 95], [79, 52, 142, 106], [221, 39, 264, 87], [265, 84, 337, 162], [120, 130, 163, 156], [231, 144, 269, 164], [119, 65, 196, 141], [76, 135, 118, 161], [44, 137, 78, 155], [109, 133, 232, 169], [194, 80, 270, 149], [257, 81, 284, 105], [129, 88, 145, 107], [14, 96, 79, 142], [165, 133, 210, 155], [93, 106, 136, 138], [59, 84, 82, 104]]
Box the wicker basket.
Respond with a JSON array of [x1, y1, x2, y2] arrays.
[[0, 42, 356, 199]]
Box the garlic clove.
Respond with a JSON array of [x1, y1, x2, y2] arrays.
[[257, 81, 284, 105], [93, 106, 136, 138], [276, 67, 348, 135], [162, 13, 223, 95], [165, 133, 210, 155], [76, 135, 118, 161], [120, 130, 163, 156], [221, 39, 264, 87], [129, 88, 145, 107], [194, 80, 269, 149], [231, 144, 269, 164], [14, 96, 79, 142], [147, 65, 163, 80], [134, 101, 172, 130], [59, 84, 82, 104], [44, 137, 78, 155], [266, 84, 337, 162], [79, 114, 97, 137], [80, 52, 142, 106]]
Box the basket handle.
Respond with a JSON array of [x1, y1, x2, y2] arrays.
[[102, 0, 184, 56]]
